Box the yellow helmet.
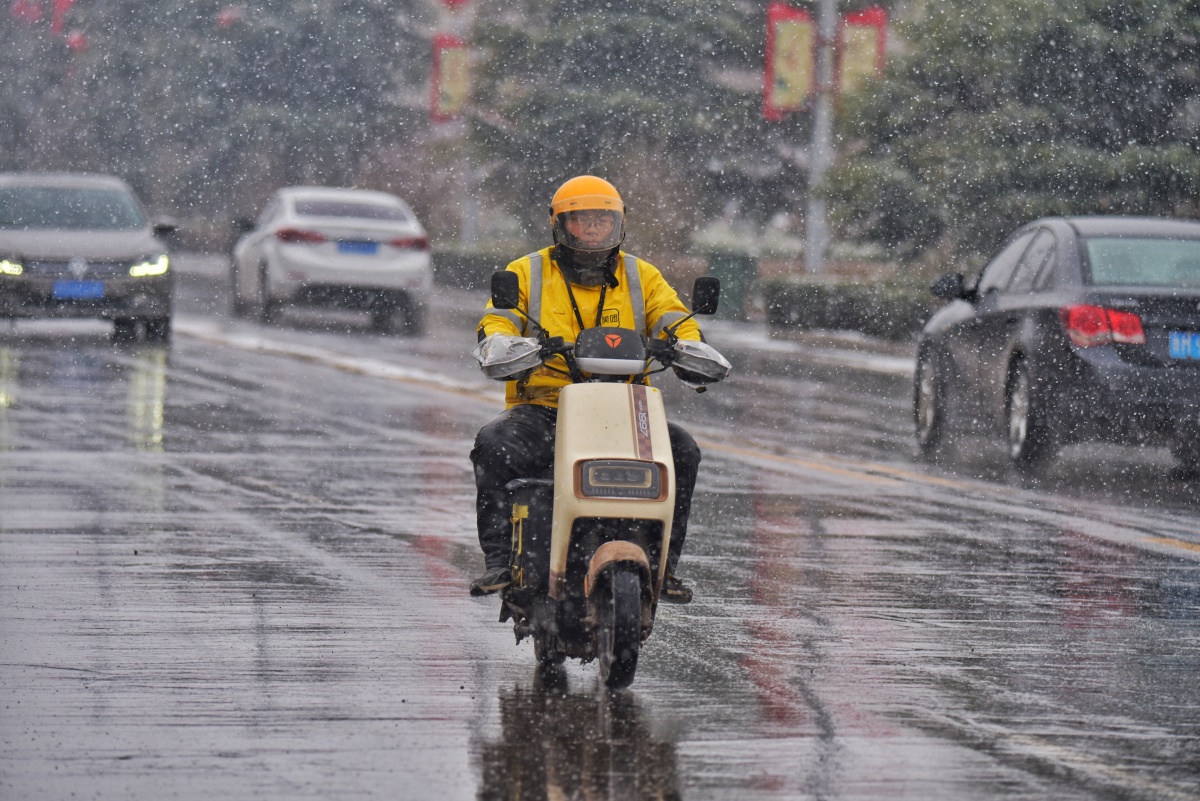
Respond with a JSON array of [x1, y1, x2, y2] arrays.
[[549, 175, 625, 255]]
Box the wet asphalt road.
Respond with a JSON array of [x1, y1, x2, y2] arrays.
[[2, 256, 1199, 800]]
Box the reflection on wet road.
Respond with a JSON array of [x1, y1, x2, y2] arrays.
[[1, 268, 1198, 800], [477, 676, 681, 801]]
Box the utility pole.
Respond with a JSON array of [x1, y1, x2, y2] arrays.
[[805, 0, 837, 274], [432, 0, 477, 247]]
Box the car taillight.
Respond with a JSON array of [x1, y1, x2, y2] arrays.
[[1060, 304, 1146, 347], [389, 235, 430, 251], [275, 228, 326, 244], [1108, 308, 1146, 344]]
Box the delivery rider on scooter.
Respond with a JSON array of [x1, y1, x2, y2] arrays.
[[469, 175, 731, 603]]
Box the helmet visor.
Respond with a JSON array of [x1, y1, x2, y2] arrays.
[[554, 208, 624, 253]]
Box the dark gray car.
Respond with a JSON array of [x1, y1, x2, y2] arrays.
[[915, 216, 1200, 475], [0, 173, 176, 340]]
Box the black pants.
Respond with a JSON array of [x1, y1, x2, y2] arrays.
[[470, 404, 701, 573]]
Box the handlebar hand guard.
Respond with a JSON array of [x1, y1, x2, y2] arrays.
[[670, 340, 731, 385], [472, 334, 543, 380]]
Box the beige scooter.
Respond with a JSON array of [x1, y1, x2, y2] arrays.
[[483, 271, 723, 687]]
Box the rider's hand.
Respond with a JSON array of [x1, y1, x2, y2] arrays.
[[539, 336, 568, 360], [644, 337, 674, 363]]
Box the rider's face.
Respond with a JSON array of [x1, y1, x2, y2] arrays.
[[564, 210, 616, 249]]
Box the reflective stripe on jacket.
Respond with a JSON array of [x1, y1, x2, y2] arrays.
[[478, 246, 702, 409]]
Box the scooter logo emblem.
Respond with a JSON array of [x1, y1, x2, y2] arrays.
[[604, 333, 622, 348], [630, 385, 653, 460]]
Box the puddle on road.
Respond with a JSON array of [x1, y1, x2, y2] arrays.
[[476, 679, 681, 800]]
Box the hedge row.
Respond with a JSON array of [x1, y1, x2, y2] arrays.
[[432, 250, 940, 343], [432, 249, 514, 290], [431, 248, 708, 292], [762, 277, 939, 342]]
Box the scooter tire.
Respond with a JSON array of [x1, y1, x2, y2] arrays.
[[598, 568, 641, 689], [533, 629, 565, 666]]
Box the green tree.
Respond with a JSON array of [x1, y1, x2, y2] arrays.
[[470, 0, 806, 254], [1, 1, 430, 224], [828, 0, 1200, 260]]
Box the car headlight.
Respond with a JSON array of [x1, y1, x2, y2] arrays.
[[129, 254, 169, 277], [0, 258, 23, 276], [577, 459, 664, 499]]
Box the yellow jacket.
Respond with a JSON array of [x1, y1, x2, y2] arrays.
[[478, 247, 702, 408]]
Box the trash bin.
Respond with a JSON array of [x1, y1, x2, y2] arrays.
[[706, 252, 756, 320]]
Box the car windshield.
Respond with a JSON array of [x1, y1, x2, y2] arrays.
[[1085, 237, 1200, 288], [293, 199, 409, 222], [0, 187, 145, 230]]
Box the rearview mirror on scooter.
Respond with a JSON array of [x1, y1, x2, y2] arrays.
[[692, 276, 720, 315], [491, 270, 521, 310]]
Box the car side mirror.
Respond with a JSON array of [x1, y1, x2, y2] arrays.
[[152, 216, 178, 236], [491, 270, 521, 310], [692, 276, 721, 315], [930, 272, 967, 301]]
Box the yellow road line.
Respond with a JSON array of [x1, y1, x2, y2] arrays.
[[1144, 535, 1200, 554], [698, 438, 902, 487]]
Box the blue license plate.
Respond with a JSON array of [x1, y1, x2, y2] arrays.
[[53, 280, 105, 300], [337, 240, 378, 255], [1168, 331, 1200, 360]]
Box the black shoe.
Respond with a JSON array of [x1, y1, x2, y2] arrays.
[[660, 573, 693, 604], [470, 565, 512, 596]]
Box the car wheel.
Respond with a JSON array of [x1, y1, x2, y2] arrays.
[[399, 298, 426, 337], [230, 259, 244, 317], [1006, 359, 1054, 465], [1170, 437, 1200, 480], [113, 318, 138, 341], [144, 317, 172, 342], [369, 298, 398, 334], [256, 262, 276, 324], [914, 349, 946, 456]]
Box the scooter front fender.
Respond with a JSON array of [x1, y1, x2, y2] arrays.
[[584, 540, 651, 597]]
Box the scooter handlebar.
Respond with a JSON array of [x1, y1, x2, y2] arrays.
[[643, 337, 675, 365], [538, 336, 572, 360]]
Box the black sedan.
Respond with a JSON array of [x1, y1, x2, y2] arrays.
[[914, 216, 1200, 474]]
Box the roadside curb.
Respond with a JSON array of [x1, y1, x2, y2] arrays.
[[764, 325, 917, 359], [174, 253, 916, 377]]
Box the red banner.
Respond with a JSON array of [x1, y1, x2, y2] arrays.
[[11, 0, 79, 37], [51, 0, 73, 33], [10, 0, 43, 23], [837, 7, 888, 96], [430, 34, 470, 122], [763, 3, 815, 121]]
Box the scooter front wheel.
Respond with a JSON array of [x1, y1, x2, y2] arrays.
[[533, 629, 565, 666], [598, 568, 641, 688]]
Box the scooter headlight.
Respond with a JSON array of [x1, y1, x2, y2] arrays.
[[577, 459, 663, 499]]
